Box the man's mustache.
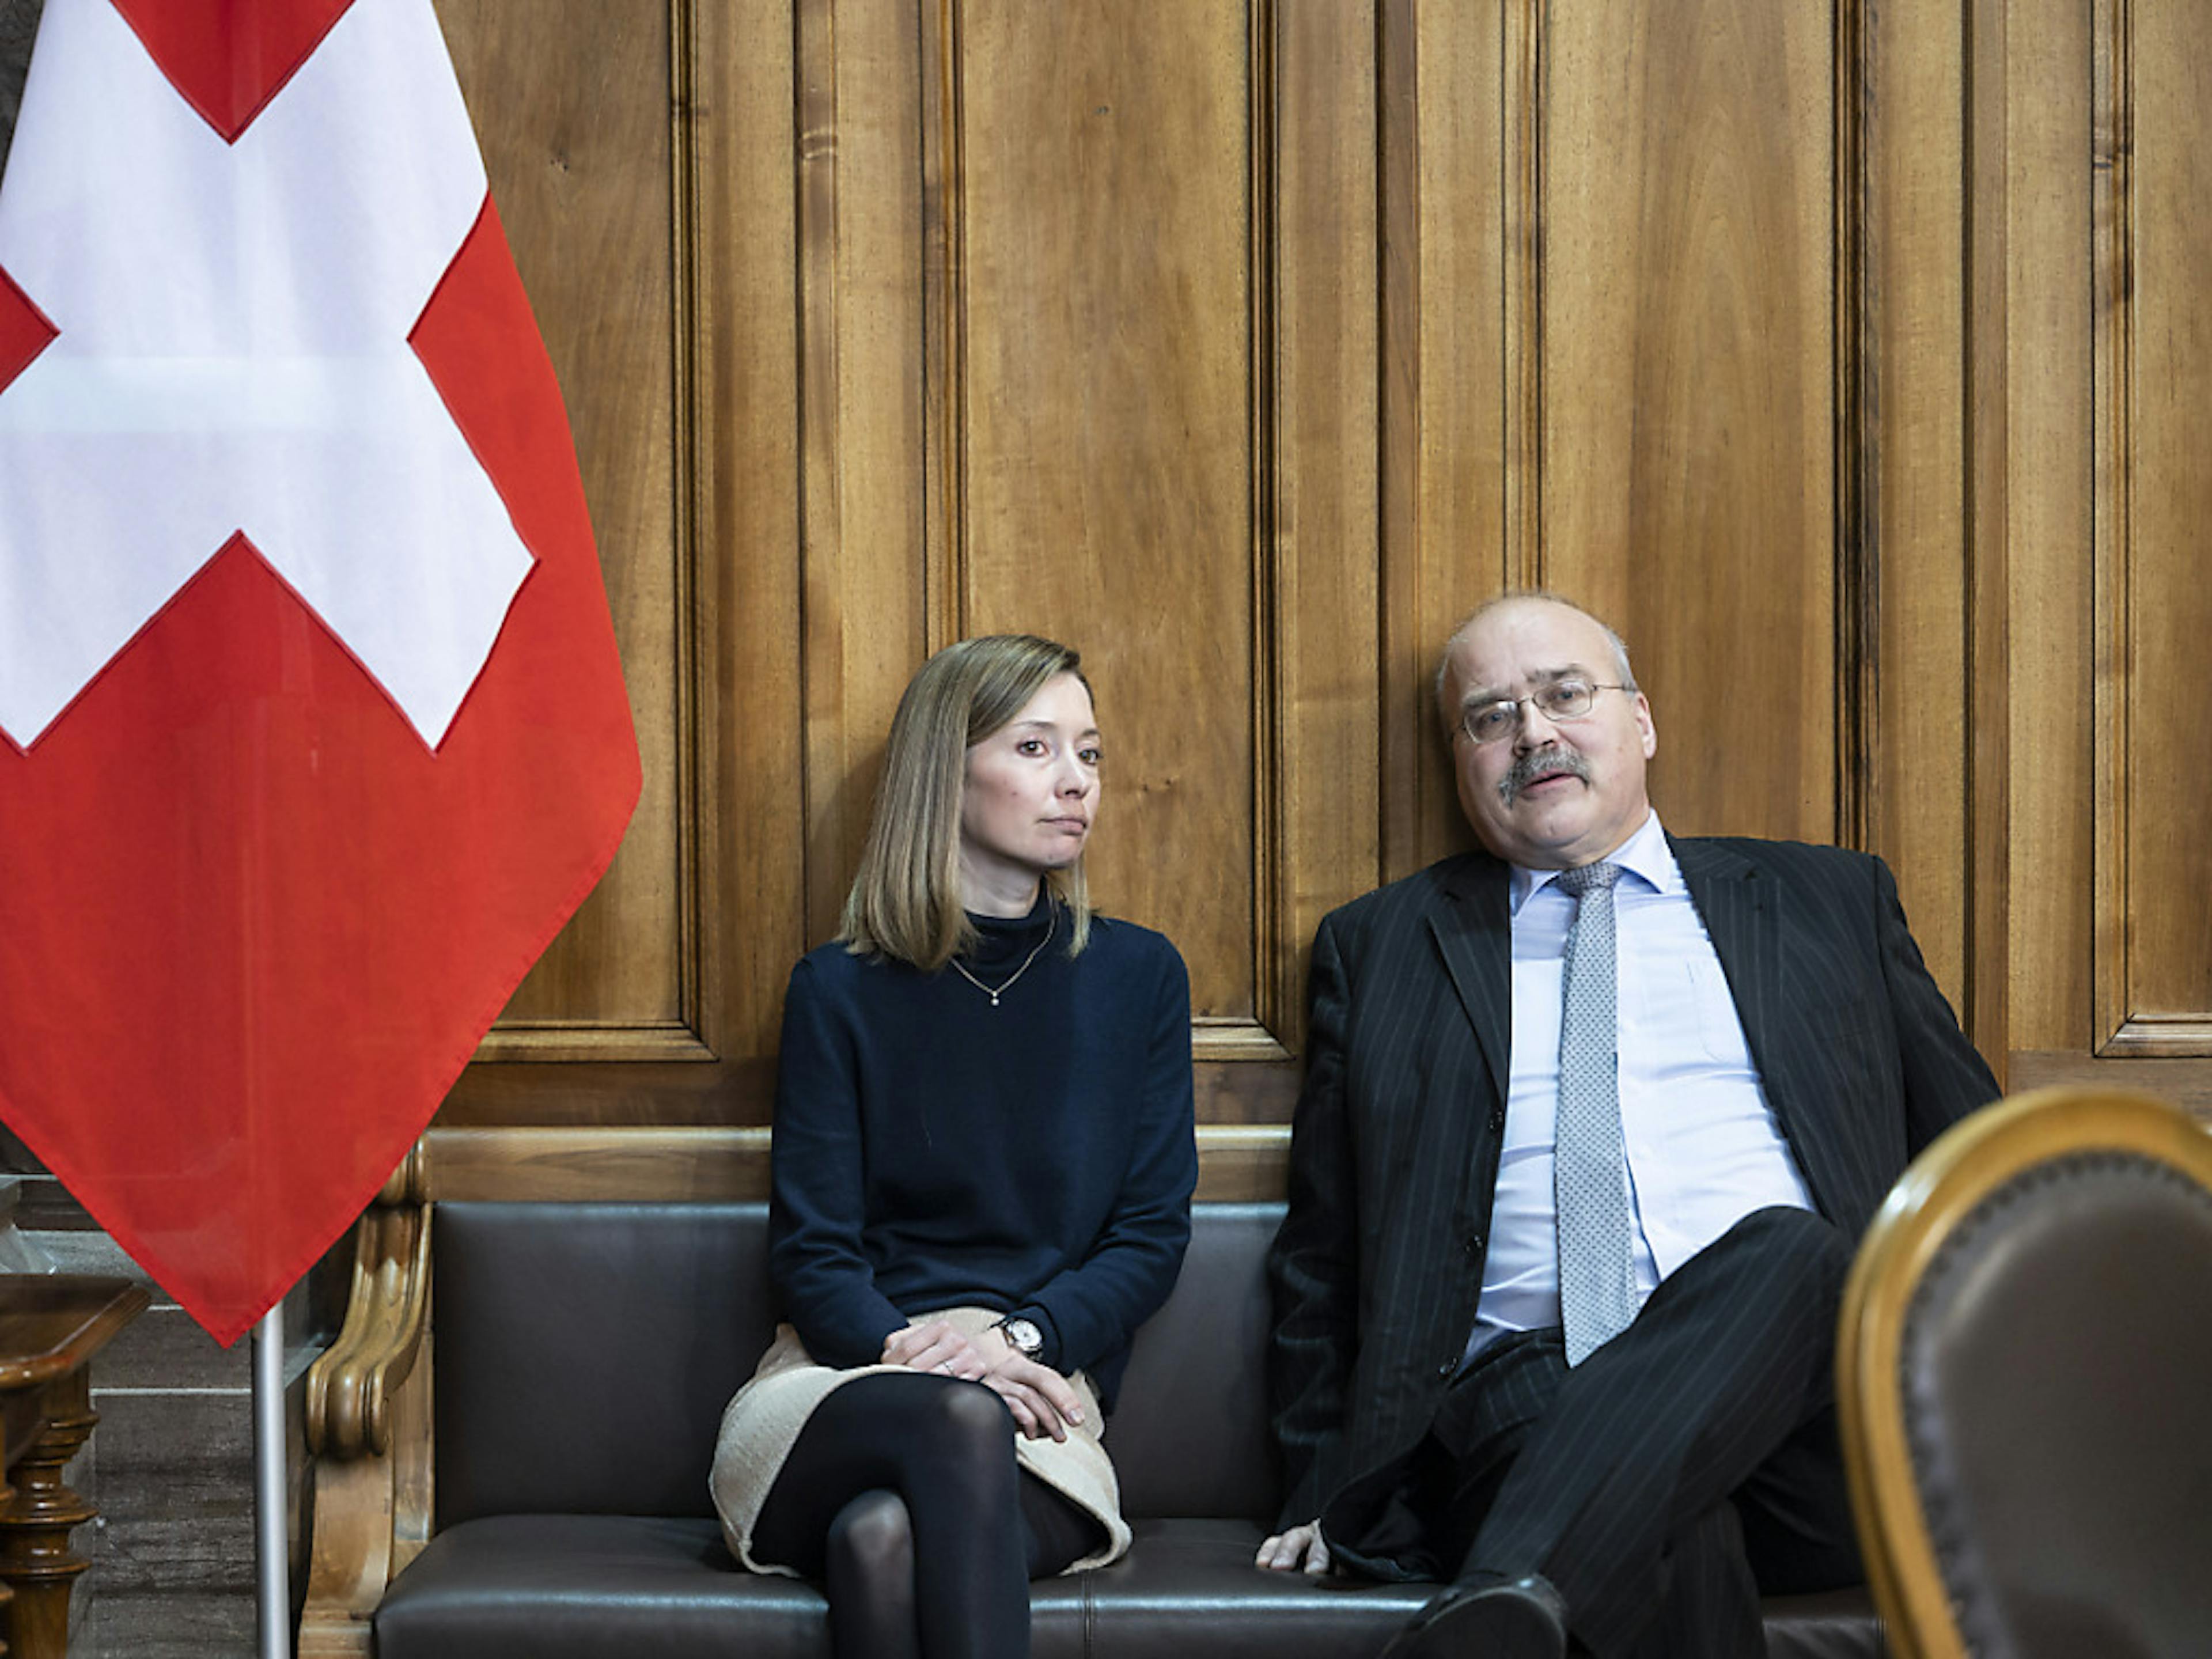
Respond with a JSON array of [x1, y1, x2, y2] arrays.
[[1499, 745, 1592, 805]]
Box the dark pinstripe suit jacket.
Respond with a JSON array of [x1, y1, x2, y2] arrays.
[[1264, 835, 2001, 1527]]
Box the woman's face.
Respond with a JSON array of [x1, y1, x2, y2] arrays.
[[957, 671, 1101, 915]]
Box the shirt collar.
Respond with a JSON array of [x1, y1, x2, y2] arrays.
[[1508, 809, 1678, 914]]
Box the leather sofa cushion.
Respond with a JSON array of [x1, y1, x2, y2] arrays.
[[374, 1514, 1433, 1659], [375, 1515, 812, 1659], [376, 1513, 1880, 1658], [416, 1199, 1883, 1655]]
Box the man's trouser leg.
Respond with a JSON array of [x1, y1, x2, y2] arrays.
[[1450, 1206, 1861, 1658]]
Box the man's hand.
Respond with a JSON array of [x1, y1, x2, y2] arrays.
[[880, 1319, 991, 1380], [1255, 1520, 1331, 1575]]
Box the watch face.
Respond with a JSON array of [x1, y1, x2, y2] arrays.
[[1003, 1317, 1043, 1358]]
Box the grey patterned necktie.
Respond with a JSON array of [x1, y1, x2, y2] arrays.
[[1553, 861, 1635, 1365]]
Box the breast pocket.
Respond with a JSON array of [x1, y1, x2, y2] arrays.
[[1687, 959, 1755, 1066]]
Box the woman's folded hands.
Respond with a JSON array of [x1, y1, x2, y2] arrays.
[[880, 1319, 1086, 1441]]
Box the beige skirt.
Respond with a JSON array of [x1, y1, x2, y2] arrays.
[[709, 1305, 1131, 1576]]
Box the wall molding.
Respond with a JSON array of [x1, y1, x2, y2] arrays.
[[421, 1122, 1291, 1203]]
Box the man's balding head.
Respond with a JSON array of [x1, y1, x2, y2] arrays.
[[1437, 595, 1656, 870]]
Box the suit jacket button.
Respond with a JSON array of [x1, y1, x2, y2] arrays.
[[1487, 1108, 1505, 1133], [1463, 1232, 1484, 1257], [1437, 1357, 1457, 1378]]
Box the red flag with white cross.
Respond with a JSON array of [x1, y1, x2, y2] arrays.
[[0, 0, 641, 1342]]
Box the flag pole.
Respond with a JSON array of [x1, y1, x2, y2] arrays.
[[253, 1305, 293, 1659]]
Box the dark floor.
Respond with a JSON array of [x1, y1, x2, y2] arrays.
[[3, 1143, 344, 1659], [39, 1226, 260, 1658]]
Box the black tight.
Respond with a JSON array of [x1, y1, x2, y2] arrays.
[[751, 1371, 1106, 1659]]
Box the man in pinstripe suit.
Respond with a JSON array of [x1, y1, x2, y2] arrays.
[[1256, 594, 1998, 1658]]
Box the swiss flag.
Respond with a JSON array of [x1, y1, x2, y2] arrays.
[[0, 0, 641, 1342]]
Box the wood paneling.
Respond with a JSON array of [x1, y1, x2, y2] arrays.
[[389, 0, 2207, 1123], [2008, 0, 2094, 1058], [0, 0, 2194, 1133], [441, 1, 696, 1056], [442, 0, 810, 1115], [2103, 0, 2212, 1054], [415, 1124, 1290, 1203], [1864, 0, 1972, 1005], [704, 0, 809, 1073], [1964, 0, 2010, 1073], [798, 0, 930, 950], [1378, 0, 1505, 881], [2011, 1051, 2212, 1121], [1269, 0, 1380, 1048], [959, 3, 1259, 1024], [1542, 1, 1836, 850]]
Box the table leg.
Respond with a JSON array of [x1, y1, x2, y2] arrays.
[[0, 1373, 98, 1659]]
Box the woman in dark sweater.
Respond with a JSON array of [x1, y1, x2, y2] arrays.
[[710, 634, 1198, 1659]]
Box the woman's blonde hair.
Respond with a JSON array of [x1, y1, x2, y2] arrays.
[[840, 634, 1094, 969]]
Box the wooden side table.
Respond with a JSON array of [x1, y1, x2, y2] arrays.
[[0, 1276, 150, 1659]]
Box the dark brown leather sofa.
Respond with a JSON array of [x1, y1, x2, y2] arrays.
[[358, 1200, 1881, 1658]]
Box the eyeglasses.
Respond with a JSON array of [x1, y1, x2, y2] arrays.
[[1456, 680, 1632, 745]]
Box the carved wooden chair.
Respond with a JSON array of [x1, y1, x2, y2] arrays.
[[1836, 1085, 2212, 1659]]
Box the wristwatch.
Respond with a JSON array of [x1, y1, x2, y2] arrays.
[[994, 1314, 1044, 1362]]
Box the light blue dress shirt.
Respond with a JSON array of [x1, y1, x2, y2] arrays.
[[1465, 810, 1814, 1361]]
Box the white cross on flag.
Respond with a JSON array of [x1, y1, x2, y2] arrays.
[[0, 0, 641, 1342]]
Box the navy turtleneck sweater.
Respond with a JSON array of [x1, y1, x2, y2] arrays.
[[767, 897, 1196, 1409]]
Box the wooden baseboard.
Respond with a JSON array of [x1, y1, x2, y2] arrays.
[[2008, 1051, 2212, 1120], [414, 1124, 1292, 1204]]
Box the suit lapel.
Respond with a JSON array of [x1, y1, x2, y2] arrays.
[[1427, 854, 1512, 1106]]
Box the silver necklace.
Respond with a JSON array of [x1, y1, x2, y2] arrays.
[[949, 908, 1057, 1007]]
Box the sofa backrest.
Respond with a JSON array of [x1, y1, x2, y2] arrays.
[[433, 1202, 772, 1527], [430, 1200, 1289, 1530], [1111, 1202, 1282, 1524]]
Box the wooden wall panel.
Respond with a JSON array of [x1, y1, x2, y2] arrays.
[[442, 0, 806, 1120], [0, 0, 2203, 1161], [2008, 0, 2094, 1058], [398, 0, 2212, 1133], [1540, 1, 1836, 850], [445, 0, 1384, 1118], [797, 0, 931, 952], [1864, 0, 1972, 1005], [2100, 0, 2212, 1054], [703, 0, 809, 1083], [1378, 0, 1508, 881], [957, 3, 1257, 1024], [1270, 0, 1380, 1059], [442, 1, 695, 1054], [1964, 0, 2010, 1070]]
